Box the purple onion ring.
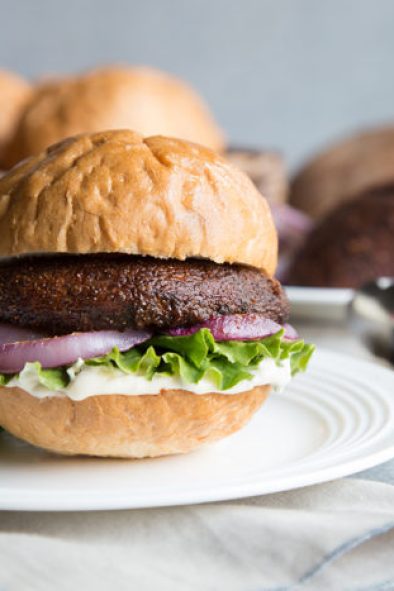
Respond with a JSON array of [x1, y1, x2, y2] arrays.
[[0, 329, 152, 374], [165, 314, 299, 342], [0, 323, 47, 345]]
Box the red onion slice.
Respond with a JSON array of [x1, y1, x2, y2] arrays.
[[271, 204, 313, 243], [0, 329, 152, 374], [282, 323, 299, 340], [271, 204, 314, 282], [166, 314, 299, 342], [0, 323, 47, 345]]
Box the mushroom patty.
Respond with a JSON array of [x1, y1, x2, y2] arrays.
[[287, 185, 394, 288], [0, 254, 289, 334]]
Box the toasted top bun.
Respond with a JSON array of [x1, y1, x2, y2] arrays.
[[0, 130, 277, 273], [5, 66, 224, 167], [0, 70, 31, 168], [290, 126, 394, 219]]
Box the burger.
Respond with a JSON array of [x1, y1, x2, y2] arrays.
[[287, 184, 394, 288], [290, 126, 394, 220], [0, 130, 314, 458]]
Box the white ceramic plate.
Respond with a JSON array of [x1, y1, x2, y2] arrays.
[[286, 286, 354, 320], [1, 349, 394, 511]]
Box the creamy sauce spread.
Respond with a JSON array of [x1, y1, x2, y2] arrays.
[[6, 357, 292, 400]]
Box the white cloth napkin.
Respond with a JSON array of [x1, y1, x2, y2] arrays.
[[1, 478, 394, 590]]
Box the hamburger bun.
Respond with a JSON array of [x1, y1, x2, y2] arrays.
[[290, 126, 394, 219], [5, 66, 224, 168], [0, 69, 31, 168], [0, 385, 269, 457], [0, 129, 277, 274]]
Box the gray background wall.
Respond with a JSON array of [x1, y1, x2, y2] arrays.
[[2, 0, 394, 169]]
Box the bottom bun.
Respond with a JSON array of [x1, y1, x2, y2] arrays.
[[0, 385, 270, 458]]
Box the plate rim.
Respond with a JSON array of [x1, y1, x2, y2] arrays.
[[285, 286, 354, 320], [285, 285, 354, 303]]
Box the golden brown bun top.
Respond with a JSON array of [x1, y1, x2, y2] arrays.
[[290, 126, 394, 219], [5, 66, 225, 167], [0, 70, 31, 168], [0, 130, 277, 274]]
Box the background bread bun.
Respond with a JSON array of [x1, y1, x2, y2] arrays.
[[5, 66, 224, 168], [286, 184, 394, 288], [0, 69, 31, 168], [0, 385, 270, 457], [0, 130, 277, 274], [290, 127, 394, 219], [226, 148, 288, 205]]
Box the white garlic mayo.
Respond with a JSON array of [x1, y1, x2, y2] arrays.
[[6, 357, 292, 401]]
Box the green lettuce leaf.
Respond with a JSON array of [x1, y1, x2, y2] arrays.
[[0, 373, 14, 386], [83, 328, 314, 390], [0, 329, 315, 392], [18, 362, 69, 390]]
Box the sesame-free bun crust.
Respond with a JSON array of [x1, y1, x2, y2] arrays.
[[0, 130, 277, 273], [5, 66, 224, 167], [0, 385, 270, 457], [0, 70, 31, 168], [290, 126, 394, 219]]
